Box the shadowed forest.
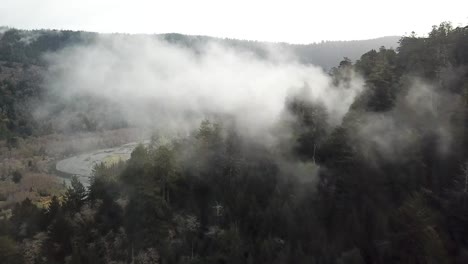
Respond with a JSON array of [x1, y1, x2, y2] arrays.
[[1, 22, 468, 264]]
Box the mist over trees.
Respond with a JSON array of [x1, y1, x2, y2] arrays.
[[159, 33, 400, 69], [1, 22, 468, 263], [0, 27, 398, 142]]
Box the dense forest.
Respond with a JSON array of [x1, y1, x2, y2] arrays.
[[1, 22, 468, 263], [0, 27, 399, 67]]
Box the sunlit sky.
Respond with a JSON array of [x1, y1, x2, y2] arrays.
[[0, 0, 467, 44]]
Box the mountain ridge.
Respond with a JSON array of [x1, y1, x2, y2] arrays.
[[0, 27, 400, 69]]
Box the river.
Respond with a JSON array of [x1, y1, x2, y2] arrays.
[[55, 141, 149, 186]]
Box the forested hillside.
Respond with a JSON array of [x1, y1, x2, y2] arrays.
[[0, 27, 399, 68], [160, 33, 400, 69], [0, 28, 398, 142], [1, 22, 468, 263]]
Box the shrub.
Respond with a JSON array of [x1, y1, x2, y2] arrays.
[[12, 171, 22, 184]]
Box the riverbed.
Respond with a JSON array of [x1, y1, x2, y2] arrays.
[[55, 141, 148, 186]]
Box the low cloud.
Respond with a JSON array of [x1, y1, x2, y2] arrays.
[[352, 79, 463, 164], [38, 34, 364, 145]]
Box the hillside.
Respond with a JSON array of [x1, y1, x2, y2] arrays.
[[0, 27, 399, 69], [159, 33, 400, 69], [0, 28, 399, 141], [1, 22, 468, 263]]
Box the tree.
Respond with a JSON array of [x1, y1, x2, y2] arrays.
[[389, 192, 448, 263], [10, 198, 42, 239], [286, 98, 329, 161], [355, 47, 398, 111], [46, 196, 60, 220], [0, 236, 23, 264], [330, 57, 354, 87], [175, 214, 200, 259], [11, 170, 22, 184], [63, 176, 87, 212], [151, 145, 179, 204]]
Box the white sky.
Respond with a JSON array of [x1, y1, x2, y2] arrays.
[[0, 0, 467, 44]]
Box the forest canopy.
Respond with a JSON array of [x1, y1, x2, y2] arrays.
[[0, 22, 468, 264]]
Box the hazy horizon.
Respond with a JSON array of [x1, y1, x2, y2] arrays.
[[1, 2, 468, 263], [1, 0, 467, 44], [0, 25, 402, 45]]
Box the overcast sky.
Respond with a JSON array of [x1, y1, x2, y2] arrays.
[[0, 0, 467, 44]]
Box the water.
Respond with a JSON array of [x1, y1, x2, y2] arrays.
[[56, 141, 148, 186]]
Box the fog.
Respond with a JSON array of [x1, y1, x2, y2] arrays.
[[352, 79, 463, 165], [38, 34, 364, 145], [34, 33, 466, 179]]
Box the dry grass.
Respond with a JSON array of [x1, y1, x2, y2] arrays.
[[0, 127, 150, 160], [0, 127, 149, 214], [0, 172, 64, 209]]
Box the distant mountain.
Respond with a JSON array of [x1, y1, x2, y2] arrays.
[[0, 27, 400, 70], [158, 33, 400, 70], [291, 36, 401, 69], [0, 28, 400, 138]]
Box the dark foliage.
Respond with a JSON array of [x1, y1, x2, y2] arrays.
[[1, 22, 468, 263]]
